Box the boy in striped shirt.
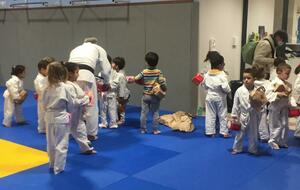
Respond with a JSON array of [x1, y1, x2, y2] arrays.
[[134, 52, 167, 134]]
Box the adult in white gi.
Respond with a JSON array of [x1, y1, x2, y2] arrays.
[[69, 37, 111, 140], [202, 70, 231, 137]]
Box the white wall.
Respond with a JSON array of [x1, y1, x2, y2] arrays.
[[197, 0, 243, 107], [247, 0, 275, 36]]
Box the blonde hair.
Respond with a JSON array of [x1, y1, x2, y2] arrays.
[[47, 61, 67, 86]]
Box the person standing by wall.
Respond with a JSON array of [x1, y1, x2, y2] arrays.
[[252, 30, 288, 79], [69, 37, 111, 141]]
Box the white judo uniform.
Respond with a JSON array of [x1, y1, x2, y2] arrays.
[[292, 74, 300, 138], [232, 85, 260, 154], [69, 42, 111, 138], [43, 82, 74, 174], [254, 79, 271, 141], [202, 70, 231, 136], [266, 76, 291, 147], [117, 70, 130, 121], [34, 73, 48, 133], [2, 75, 26, 127], [65, 81, 93, 152], [99, 69, 120, 128]]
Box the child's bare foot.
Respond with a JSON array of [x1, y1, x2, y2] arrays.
[[153, 130, 161, 135], [222, 133, 231, 138]]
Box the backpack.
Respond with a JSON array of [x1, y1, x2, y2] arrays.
[[241, 38, 274, 65], [241, 40, 258, 65]]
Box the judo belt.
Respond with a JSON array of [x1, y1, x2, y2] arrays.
[[78, 64, 95, 74]]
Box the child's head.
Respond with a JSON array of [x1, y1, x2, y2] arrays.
[[38, 57, 55, 77], [11, 65, 26, 79], [112, 57, 125, 71], [243, 68, 255, 90], [276, 63, 291, 81], [145, 52, 159, 68], [47, 61, 67, 86], [295, 64, 300, 75], [64, 62, 79, 82], [204, 51, 225, 70], [252, 64, 265, 80]]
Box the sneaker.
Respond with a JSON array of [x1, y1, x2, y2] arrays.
[[205, 134, 216, 138], [153, 130, 161, 135], [82, 149, 97, 154], [16, 121, 28, 125], [87, 135, 98, 141], [141, 129, 147, 134], [279, 144, 289, 148], [117, 119, 125, 125], [109, 124, 118, 129], [268, 141, 280, 150], [99, 124, 107, 128], [231, 150, 241, 155], [2, 124, 11, 128]]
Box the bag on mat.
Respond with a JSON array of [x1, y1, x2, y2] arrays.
[[159, 111, 195, 132]]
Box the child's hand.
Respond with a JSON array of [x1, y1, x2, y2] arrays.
[[126, 76, 135, 83], [277, 92, 288, 98]]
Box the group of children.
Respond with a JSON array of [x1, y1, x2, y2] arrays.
[[202, 50, 299, 155], [2, 51, 167, 174], [3, 47, 300, 173]]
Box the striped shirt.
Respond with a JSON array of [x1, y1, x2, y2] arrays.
[[135, 68, 166, 95]]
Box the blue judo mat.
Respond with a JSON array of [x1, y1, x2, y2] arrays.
[[0, 87, 300, 190]]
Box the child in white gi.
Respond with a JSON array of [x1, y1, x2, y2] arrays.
[[266, 63, 292, 149], [293, 64, 300, 138], [3, 65, 27, 127], [231, 68, 260, 155], [34, 57, 55, 133], [112, 57, 130, 125], [252, 64, 271, 142], [43, 62, 74, 174], [99, 58, 120, 129], [64, 62, 96, 154], [202, 51, 231, 137]]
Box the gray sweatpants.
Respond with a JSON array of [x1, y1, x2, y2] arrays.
[[140, 95, 160, 131]]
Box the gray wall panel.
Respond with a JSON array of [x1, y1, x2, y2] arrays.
[[0, 3, 198, 112], [145, 3, 193, 112]]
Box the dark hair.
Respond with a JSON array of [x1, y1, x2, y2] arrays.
[[252, 64, 265, 79], [295, 64, 300, 75], [38, 56, 55, 71], [145, 52, 159, 67], [243, 68, 255, 77], [113, 57, 125, 70], [276, 63, 291, 73], [64, 62, 79, 73], [11, 65, 25, 76], [107, 54, 112, 64], [204, 51, 224, 69], [274, 30, 288, 43]]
